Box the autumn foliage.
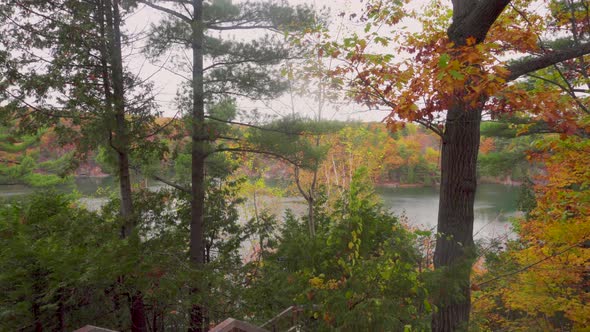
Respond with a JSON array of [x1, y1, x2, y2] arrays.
[[473, 135, 590, 330]]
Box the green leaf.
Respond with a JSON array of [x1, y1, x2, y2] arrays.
[[449, 69, 464, 80], [438, 53, 450, 68]]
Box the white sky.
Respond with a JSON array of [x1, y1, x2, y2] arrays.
[[122, 0, 429, 122]]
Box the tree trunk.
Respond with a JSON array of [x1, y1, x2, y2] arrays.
[[32, 268, 44, 332], [307, 199, 315, 236], [103, 1, 148, 331], [131, 292, 148, 332], [33, 300, 43, 332], [431, 2, 511, 330], [189, 0, 207, 330], [55, 289, 65, 332], [104, 0, 134, 238], [117, 149, 134, 236], [432, 102, 481, 331]]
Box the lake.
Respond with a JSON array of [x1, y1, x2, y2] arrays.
[[0, 178, 521, 239], [377, 184, 520, 239]]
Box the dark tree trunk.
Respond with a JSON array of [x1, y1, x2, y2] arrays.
[[32, 268, 44, 332], [104, 0, 134, 238], [103, 1, 148, 331], [431, 2, 511, 330], [55, 289, 65, 332], [189, 0, 207, 331], [131, 293, 148, 332], [55, 301, 65, 332], [432, 103, 481, 331], [307, 199, 315, 236], [33, 301, 43, 332]]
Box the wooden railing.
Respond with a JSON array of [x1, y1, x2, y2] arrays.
[[210, 318, 269, 332], [209, 305, 319, 332], [260, 305, 318, 332]]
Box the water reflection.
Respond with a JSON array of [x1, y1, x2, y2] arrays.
[[376, 184, 521, 239], [1, 178, 521, 239]]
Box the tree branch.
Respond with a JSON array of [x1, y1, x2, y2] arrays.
[[206, 24, 279, 32], [209, 146, 301, 167], [526, 73, 590, 114], [205, 115, 305, 136], [476, 236, 590, 288], [203, 56, 300, 72], [139, 1, 191, 23], [507, 42, 590, 81], [448, 0, 511, 44], [293, 166, 311, 201], [152, 173, 191, 193]]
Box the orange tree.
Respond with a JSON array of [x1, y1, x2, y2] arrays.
[[329, 0, 590, 329], [509, 137, 590, 330], [472, 135, 589, 330]]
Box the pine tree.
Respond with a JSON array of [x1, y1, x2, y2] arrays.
[[0, 1, 162, 330], [132, 1, 316, 329]]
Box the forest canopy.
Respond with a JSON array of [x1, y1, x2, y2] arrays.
[[0, 0, 588, 331]]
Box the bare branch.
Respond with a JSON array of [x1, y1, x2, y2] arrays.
[[207, 24, 279, 32], [152, 173, 191, 193], [139, 0, 191, 23], [210, 147, 301, 167], [476, 236, 590, 288], [526, 73, 590, 114], [203, 56, 301, 72], [205, 115, 305, 136]]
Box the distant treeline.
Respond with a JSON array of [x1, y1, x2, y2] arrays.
[[1, 121, 536, 188]]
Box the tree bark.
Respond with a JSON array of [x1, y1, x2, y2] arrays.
[[130, 292, 148, 332], [55, 288, 65, 332], [189, 0, 207, 331], [294, 166, 316, 237], [33, 300, 43, 332], [31, 268, 44, 332], [103, 1, 148, 331], [432, 102, 481, 332], [104, 0, 134, 239], [432, 0, 590, 330], [432, 1, 510, 330]]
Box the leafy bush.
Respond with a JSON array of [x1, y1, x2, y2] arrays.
[[244, 169, 431, 331]]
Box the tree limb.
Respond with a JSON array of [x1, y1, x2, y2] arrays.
[[209, 146, 301, 167], [507, 42, 590, 81], [151, 173, 191, 193], [476, 236, 590, 288], [448, 0, 511, 44], [205, 115, 305, 136], [139, 1, 191, 23], [207, 24, 279, 32]]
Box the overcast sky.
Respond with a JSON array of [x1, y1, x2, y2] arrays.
[[126, 0, 374, 120], [122, 0, 427, 122]]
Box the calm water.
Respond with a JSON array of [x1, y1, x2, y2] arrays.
[[0, 178, 520, 238], [0, 177, 158, 212], [377, 184, 520, 239]]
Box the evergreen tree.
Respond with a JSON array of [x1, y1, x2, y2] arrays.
[[0, 1, 164, 330], [131, 0, 316, 329]]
